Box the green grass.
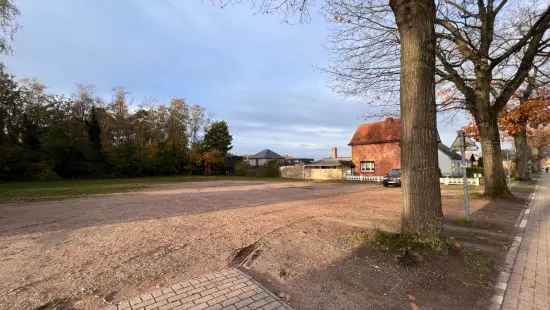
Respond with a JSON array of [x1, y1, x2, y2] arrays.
[[442, 185, 484, 199], [453, 217, 474, 227], [370, 230, 450, 253], [0, 175, 283, 203], [463, 249, 492, 286], [509, 180, 537, 194], [347, 231, 370, 244]]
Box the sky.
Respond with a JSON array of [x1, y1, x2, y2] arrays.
[[2, 0, 468, 159]]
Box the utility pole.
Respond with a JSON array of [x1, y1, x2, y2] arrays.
[[458, 130, 470, 220]]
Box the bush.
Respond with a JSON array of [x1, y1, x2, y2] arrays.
[[233, 160, 280, 178], [372, 230, 449, 253], [0, 145, 60, 181], [234, 161, 249, 176], [261, 160, 281, 177], [26, 161, 60, 181], [466, 166, 483, 178]]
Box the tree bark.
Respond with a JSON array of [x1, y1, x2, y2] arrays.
[[476, 107, 510, 197], [514, 124, 531, 181], [390, 0, 443, 238]]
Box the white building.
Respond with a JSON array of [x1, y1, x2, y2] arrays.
[[438, 143, 463, 177]]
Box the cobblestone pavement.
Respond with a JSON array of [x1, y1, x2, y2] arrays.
[[105, 269, 292, 310], [502, 174, 549, 310]]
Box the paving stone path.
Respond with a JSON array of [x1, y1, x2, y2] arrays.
[[106, 269, 292, 310], [501, 174, 549, 310]]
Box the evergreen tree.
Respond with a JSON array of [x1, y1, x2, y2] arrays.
[[203, 121, 232, 155]]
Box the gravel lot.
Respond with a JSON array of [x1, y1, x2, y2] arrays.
[[0, 180, 523, 309]]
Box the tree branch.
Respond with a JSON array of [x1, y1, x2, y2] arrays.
[[490, 5, 550, 68]]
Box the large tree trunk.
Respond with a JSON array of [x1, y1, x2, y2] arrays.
[[477, 108, 510, 197], [514, 125, 531, 181], [390, 0, 443, 238]]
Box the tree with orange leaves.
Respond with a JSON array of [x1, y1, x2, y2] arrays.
[[528, 127, 550, 170], [201, 149, 224, 176], [500, 88, 550, 179], [462, 121, 481, 142], [462, 87, 550, 180]]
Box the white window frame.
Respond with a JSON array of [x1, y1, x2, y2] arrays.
[[360, 160, 375, 173]]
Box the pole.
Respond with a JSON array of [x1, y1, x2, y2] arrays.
[[459, 130, 470, 220], [507, 148, 510, 184]]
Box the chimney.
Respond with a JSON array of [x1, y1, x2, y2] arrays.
[[330, 147, 338, 159]]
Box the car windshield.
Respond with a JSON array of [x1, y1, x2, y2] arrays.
[[388, 170, 400, 177]]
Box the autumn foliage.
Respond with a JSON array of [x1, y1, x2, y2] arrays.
[[462, 89, 550, 141], [500, 90, 550, 137]]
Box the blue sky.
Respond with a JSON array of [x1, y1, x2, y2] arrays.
[[2, 0, 467, 159]]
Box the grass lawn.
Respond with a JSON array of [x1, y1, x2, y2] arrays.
[[0, 175, 283, 203], [509, 178, 538, 194]]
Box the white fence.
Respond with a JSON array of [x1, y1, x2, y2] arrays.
[[344, 175, 481, 186], [440, 177, 481, 186], [344, 175, 384, 183]]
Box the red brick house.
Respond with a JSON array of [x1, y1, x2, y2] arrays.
[[349, 118, 462, 177], [349, 118, 401, 176]]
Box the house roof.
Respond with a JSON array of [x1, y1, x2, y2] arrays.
[[438, 143, 462, 160], [349, 118, 442, 146], [349, 118, 401, 146], [450, 135, 478, 152], [305, 159, 354, 168], [248, 149, 284, 159]]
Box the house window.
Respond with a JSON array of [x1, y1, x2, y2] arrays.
[[360, 161, 375, 173]]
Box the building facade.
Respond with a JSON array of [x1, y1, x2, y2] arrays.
[[349, 118, 401, 176], [349, 118, 462, 177]]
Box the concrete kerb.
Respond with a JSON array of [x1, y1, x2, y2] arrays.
[[488, 186, 537, 310]]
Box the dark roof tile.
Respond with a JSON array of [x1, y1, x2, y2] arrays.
[[438, 143, 462, 160], [248, 149, 283, 159]]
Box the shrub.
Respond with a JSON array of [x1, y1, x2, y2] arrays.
[[261, 160, 281, 177], [233, 160, 280, 178], [26, 161, 60, 181], [372, 230, 449, 253], [466, 166, 483, 178], [234, 161, 249, 176]]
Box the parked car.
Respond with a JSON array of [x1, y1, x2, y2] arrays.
[[383, 169, 401, 187]]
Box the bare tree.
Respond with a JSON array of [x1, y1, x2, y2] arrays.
[[72, 84, 97, 122], [325, 1, 400, 105], [221, 0, 443, 237], [390, 0, 443, 237], [325, 0, 550, 198], [188, 104, 208, 146], [434, 0, 550, 197]]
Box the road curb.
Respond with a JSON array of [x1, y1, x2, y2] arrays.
[[488, 186, 537, 310]]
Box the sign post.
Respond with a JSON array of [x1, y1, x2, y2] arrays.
[[458, 130, 470, 220]]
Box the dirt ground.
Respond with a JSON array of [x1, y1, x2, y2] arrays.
[[0, 180, 528, 310]]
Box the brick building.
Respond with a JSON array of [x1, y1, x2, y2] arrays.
[[349, 117, 463, 177], [349, 118, 401, 176]]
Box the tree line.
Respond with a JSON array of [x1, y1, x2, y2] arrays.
[[0, 65, 233, 180]]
